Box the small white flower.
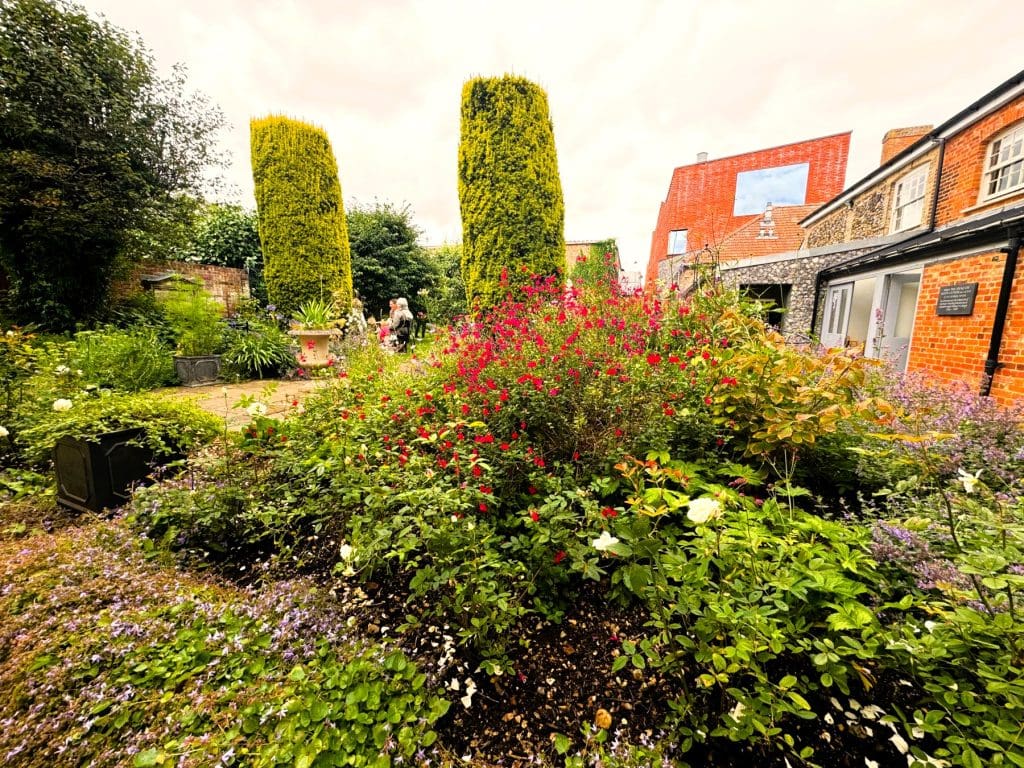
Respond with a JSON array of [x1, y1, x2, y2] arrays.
[[890, 732, 909, 754], [865, 759, 879, 768], [924, 620, 937, 633], [592, 530, 620, 552], [957, 468, 981, 494], [52, 398, 73, 412], [246, 401, 268, 417], [5, 330, 13, 337], [0, 425, 8, 438], [55, 364, 70, 374], [221, 386, 229, 395], [339, 543, 353, 561], [686, 496, 722, 524]]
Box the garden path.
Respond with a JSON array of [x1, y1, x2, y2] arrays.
[[157, 378, 332, 428]]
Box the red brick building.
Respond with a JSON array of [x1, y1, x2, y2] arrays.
[[807, 69, 1024, 403], [646, 133, 850, 287]]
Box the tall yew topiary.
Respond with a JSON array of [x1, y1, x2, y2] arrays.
[[250, 116, 352, 315], [458, 76, 566, 308]]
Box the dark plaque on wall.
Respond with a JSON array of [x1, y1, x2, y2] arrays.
[[936, 283, 978, 316]]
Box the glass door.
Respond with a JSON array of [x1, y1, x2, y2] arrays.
[[820, 282, 853, 348]]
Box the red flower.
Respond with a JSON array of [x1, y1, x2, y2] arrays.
[[553, 550, 567, 564], [530, 510, 540, 522], [527, 485, 537, 495], [479, 502, 488, 512], [646, 352, 662, 365], [601, 507, 618, 518], [479, 485, 492, 494]]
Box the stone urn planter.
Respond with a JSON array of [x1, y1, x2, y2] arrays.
[[54, 428, 172, 513], [173, 354, 222, 387], [288, 329, 342, 368]]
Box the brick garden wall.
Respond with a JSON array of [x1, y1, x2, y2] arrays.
[[907, 249, 1024, 404], [114, 260, 250, 311]]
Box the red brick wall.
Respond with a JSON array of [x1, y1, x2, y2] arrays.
[[114, 260, 250, 311], [934, 93, 1024, 227], [908, 249, 1024, 404], [646, 133, 851, 287], [880, 126, 932, 165]]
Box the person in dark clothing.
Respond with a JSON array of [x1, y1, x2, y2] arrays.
[[414, 310, 428, 339]]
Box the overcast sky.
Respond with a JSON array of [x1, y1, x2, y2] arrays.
[[76, 0, 1024, 276]]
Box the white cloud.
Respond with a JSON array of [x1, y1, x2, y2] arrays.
[[78, 0, 1024, 274]]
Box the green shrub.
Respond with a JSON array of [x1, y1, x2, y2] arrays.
[[250, 115, 352, 316], [158, 281, 226, 357], [222, 320, 294, 379], [69, 325, 176, 391], [16, 391, 219, 468], [458, 75, 565, 308]]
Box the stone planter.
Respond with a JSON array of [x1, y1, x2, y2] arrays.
[[54, 428, 167, 513], [288, 329, 342, 368], [174, 354, 222, 387]]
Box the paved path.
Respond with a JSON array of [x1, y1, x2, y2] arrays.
[[156, 378, 334, 428]]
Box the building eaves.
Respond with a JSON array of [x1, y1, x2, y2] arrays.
[[821, 203, 1024, 280], [801, 68, 1024, 228]]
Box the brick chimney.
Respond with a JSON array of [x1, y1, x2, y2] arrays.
[[880, 126, 933, 165]]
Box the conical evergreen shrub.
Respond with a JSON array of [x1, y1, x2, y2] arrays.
[[458, 76, 566, 308], [250, 116, 352, 315]]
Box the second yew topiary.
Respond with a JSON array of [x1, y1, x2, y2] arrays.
[[458, 75, 566, 309]]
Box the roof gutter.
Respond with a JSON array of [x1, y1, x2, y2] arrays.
[[981, 233, 1022, 397]]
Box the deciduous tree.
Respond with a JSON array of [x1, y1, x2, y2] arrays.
[[0, 0, 224, 329]]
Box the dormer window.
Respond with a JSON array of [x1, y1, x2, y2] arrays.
[[891, 166, 928, 232], [983, 122, 1024, 201]]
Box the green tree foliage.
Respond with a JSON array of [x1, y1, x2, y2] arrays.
[[183, 204, 266, 303], [347, 201, 438, 320], [0, 0, 224, 330], [250, 116, 351, 317], [571, 238, 620, 288], [422, 243, 467, 325], [457, 75, 566, 309]]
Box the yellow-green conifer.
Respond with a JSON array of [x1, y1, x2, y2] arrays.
[[250, 116, 352, 315], [458, 76, 565, 308]]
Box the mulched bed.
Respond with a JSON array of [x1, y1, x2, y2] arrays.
[[334, 576, 916, 767]]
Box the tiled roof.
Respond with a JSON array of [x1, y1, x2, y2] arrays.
[[716, 204, 818, 261]]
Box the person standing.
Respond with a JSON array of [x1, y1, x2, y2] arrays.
[[393, 297, 414, 352]]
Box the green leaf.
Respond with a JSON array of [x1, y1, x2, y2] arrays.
[[553, 733, 571, 755], [134, 749, 162, 767], [779, 675, 797, 690]]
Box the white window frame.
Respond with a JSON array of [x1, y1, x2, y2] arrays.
[[982, 122, 1024, 202], [667, 229, 688, 255], [890, 166, 928, 233]]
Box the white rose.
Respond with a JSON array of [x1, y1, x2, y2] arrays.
[[592, 530, 620, 552], [686, 496, 722, 524], [52, 398, 73, 412], [0, 425, 9, 438], [246, 401, 268, 417]]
